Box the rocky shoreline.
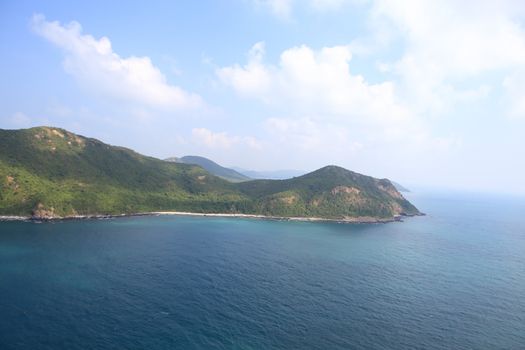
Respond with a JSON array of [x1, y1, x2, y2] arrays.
[[0, 211, 424, 224], [0, 213, 151, 222]]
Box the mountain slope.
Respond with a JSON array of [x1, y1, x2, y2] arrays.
[[0, 127, 247, 217], [166, 156, 251, 182], [0, 127, 420, 220], [237, 165, 419, 219]]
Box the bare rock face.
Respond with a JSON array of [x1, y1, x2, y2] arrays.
[[376, 180, 404, 200], [331, 186, 360, 195], [33, 127, 86, 152], [31, 203, 57, 220], [278, 195, 297, 204], [5, 175, 20, 191]]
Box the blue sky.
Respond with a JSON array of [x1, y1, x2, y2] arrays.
[[1, 0, 525, 194]]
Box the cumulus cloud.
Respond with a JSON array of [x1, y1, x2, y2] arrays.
[[217, 42, 271, 99], [370, 0, 525, 115], [217, 41, 462, 170], [31, 14, 203, 110], [217, 42, 410, 124], [265, 117, 364, 152], [192, 128, 262, 150], [374, 1, 525, 73], [255, 1, 525, 118]]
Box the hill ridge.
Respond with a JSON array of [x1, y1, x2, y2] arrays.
[[0, 126, 421, 221], [165, 155, 250, 182]]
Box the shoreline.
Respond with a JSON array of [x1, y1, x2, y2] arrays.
[[0, 211, 424, 224]]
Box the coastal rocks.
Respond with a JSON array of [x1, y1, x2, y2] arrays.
[[31, 203, 58, 220], [0, 215, 31, 221]]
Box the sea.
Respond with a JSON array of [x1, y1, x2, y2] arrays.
[[0, 191, 524, 349]]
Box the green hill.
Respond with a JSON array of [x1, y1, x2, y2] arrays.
[[0, 127, 246, 217], [166, 155, 251, 182], [0, 127, 420, 221], [237, 165, 419, 218]]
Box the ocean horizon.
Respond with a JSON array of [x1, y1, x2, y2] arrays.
[[1, 191, 524, 349]]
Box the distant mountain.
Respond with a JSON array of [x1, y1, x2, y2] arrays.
[[391, 181, 410, 192], [166, 155, 251, 182], [232, 167, 306, 180], [167, 156, 306, 181], [0, 127, 421, 221]]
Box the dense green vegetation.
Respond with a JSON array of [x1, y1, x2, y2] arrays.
[[237, 166, 419, 218], [0, 127, 420, 220], [166, 155, 251, 182]]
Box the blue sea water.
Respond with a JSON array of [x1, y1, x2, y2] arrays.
[[0, 192, 524, 349]]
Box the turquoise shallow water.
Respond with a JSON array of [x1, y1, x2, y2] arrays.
[[0, 192, 524, 349]]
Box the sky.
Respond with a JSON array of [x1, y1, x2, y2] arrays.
[[1, 0, 525, 194]]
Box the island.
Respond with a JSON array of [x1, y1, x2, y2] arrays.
[[0, 127, 422, 222]]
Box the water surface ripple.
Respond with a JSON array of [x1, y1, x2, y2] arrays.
[[0, 193, 524, 349]]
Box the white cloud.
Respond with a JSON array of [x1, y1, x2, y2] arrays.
[[376, 0, 525, 73], [503, 72, 525, 118], [370, 0, 525, 115], [251, 1, 525, 118], [265, 117, 363, 152], [216, 42, 271, 99], [191, 128, 262, 150], [32, 14, 203, 110], [216, 41, 464, 170], [217, 42, 410, 124]]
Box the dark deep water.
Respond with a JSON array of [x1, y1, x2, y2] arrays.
[[0, 192, 524, 349]]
